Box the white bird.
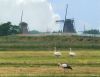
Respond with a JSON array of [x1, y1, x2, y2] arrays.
[[69, 48, 76, 57], [58, 63, 72, 72], [54, 47, 61, 58]]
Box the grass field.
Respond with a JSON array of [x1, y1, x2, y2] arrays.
[[0, 50, 100, 77], [0, 34, 99, 76]]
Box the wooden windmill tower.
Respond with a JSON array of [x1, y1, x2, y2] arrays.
[[19, 10, 29, 34], [56, 4, 76, 33]]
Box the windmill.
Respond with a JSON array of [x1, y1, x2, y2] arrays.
[[56, 4, 76, 33], [19, 10, 29, 34]]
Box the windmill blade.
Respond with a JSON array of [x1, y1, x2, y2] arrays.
[[21, 10, 23, 23], [65, 4, 68, 20], [56, 20, 64, 22]]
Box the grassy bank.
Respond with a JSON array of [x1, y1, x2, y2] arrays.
[[0, 35, 100, 50]]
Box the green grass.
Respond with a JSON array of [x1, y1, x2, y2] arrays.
[[0, 50, 99, 76], [0, 50, 100, 67], [0, 35, 100, 50]]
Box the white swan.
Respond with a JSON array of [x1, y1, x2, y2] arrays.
[[69, 48, 76, 57], [54, 47, 61, 58]]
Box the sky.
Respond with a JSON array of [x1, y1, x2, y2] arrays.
[[0, 0, 100, 32]]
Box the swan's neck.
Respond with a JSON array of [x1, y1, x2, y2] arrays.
[[70, 48, 72, 52], [54, 47, 57, 52]]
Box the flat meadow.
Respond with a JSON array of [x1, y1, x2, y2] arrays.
[[0, 50, 100, 77]]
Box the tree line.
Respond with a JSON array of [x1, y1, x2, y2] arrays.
[[83, 29, 100, 34], [0, 22, 100, 36]]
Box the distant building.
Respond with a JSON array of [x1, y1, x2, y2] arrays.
[[19, 22, 28, 34], [63, 19, 76, 33]]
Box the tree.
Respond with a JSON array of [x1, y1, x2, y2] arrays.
[[10, 25, 21, 34], [0, 22, 21, 36]]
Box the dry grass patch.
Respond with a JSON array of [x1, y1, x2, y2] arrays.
[[0, 67, 99, 75]]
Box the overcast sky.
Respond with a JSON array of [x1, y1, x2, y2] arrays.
[[0, 0, 100, 32]]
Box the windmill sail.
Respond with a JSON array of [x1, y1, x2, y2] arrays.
[[56, 20, 64, 22], [65, 4, 68, 20], [21, 10, 23, 23]]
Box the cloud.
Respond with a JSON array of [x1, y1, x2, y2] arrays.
[[0, 0, 60, 32]]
